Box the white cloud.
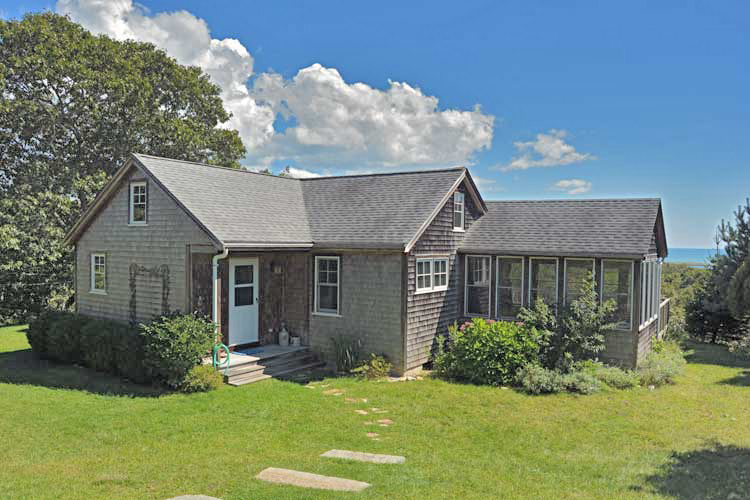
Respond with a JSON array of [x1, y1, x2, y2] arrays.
[[473, 175, 503, 193], [498, 129, 594, 172], [278, 166, 321, 179], [551, 179, 592, 195], [56, 1, 494, 169]]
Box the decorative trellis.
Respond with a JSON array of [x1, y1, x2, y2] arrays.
[[129, 263, 170, 323]]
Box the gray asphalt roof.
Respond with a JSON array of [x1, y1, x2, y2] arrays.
[[459, 199, 664, 257], [133, 154, 464, 248]]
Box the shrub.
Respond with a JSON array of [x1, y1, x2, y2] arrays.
[[330, 335, 363, 373], [27, 310, 67, 357], [112, 323, 149, 384], [561, 370, 602, 394], [572, 360, 640, 390], [435, 319, 540, 386], [140, 312, 216, 389], [45, 312, 88, 363], [351, 354, 392, 379], [79, 319, 118, 372], [516, 363, 565, 394], [179, 364, 223, 393], [638, 340, 687, 386]]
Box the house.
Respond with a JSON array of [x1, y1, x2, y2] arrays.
[[64, 153, 669, 381]]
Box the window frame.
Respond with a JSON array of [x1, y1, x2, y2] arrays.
[[415, 256, 450, 294], [639, 259, 660, 329], [464, 254, 492, 317], [563, 257, 596, 306], [90, 253, 107, 294], [495, 256, 524, 320], [314, 256, 341, 317], [129, 180, 148, 225], [528, 257, 559, 308], [601, 259, 634, 331], [452, 192, 465, 232]]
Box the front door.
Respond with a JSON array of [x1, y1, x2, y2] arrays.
[[228, 258, 259, 346]]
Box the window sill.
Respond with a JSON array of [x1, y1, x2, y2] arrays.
[[312, 312, 343, 318], [415, 287, 448, 295], [128, 222, 148, 227], [452, 228, 465, 233], [89, 290, 107, 296], [464, 313, 490, 318]]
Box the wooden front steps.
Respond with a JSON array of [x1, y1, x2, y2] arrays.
[[218, 346, 325, 386]]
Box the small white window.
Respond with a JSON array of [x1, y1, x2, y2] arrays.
[[90, 253, 106, 293], [129, 181, 147, 224], [416, 257, 449, 293], [315, 256, 340, 315], [453, 192, 465, 231]]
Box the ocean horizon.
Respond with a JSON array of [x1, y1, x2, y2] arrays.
[[667, 247, 722, 264]]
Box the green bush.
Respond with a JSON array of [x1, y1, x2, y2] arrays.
[[638, 340, 687, 386], [516, 363, 565, 394], [331, 335, 363, 373], [561, 370, 602, 394], [79, 319, 117, 372], [112, 324, 148, 384], [351, 354, 392, 379], [46, 312, 88, 363], [179, 364, 223, 393], [573, 360, 640, 390], [435, 319, 540, 386], [140, 312, 216, 388], [27, 310, 66, 357]]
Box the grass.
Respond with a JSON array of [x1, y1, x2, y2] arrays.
[[1, 325, 750, 499]]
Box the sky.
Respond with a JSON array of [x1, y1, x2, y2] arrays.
[[2, 1, 749, 248]]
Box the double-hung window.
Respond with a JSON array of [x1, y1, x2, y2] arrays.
[[129, 181, 147, 224], [564, 258, 595, 305], [453, 192, 465, 231], [416, 257, 449, 293], [602, 260, 633, 330], [529, 258, 558, 309], [315, 256, 340, 315], [496, 257, 523, 319], [465, 255, 491, 316], [90, 253, 106, 293]]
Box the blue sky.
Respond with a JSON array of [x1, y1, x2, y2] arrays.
[[3, 1, 749, 247]]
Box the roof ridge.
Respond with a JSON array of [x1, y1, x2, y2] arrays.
[[299, 166, 466, 181], [485, 198, 661, 203], [133, 153, 301, 181]]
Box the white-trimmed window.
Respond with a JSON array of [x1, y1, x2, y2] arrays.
[[639, 259, 661, 328], [453, 192, 465, 231], [416, 257, 449, 293], [315, 256, 340, 315], [90, 253, 106, 293], [564, 258, 595, 305], [529, 258, 558, 309], [129, 181, 147, 224], [465, 255, 491, 316], [496, 256, 523, 319], [602, 260, 633, 330]]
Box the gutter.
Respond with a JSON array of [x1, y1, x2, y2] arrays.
[[212, 246, 229, 332]]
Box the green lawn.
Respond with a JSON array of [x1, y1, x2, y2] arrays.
[[1, 324, 749, 500]]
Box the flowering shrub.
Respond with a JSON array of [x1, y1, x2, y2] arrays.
[[434, 318, 541, 386]]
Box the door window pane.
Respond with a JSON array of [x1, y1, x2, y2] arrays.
[[235, 265, 253, 285], [234, 286, 253, 306]]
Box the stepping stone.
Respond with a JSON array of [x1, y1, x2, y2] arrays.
[[345, 397, 358, 403], [322, 449, 405, 464], [377, 419, 394, 426], [256, 467, 370, 492], [354, 409, 368, 415], [366, 432, 380, 439], [323, 389, 344, 396], [167, 496, 222, 500]]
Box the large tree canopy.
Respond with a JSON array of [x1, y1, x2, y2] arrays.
[[0, 13, 245, 322]]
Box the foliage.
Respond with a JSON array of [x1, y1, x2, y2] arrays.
[[515, 363, 565, 394], [661, 262, 709, 325], [574, 360, 640, 390], [638, 340, 688, 386], [434, 319, 540, 386], [45, 312, 88, 364], [561, 370, 602, 395], [140, 312, 216, 389], [0, 13, 245, 323], [179, 365, 223, 393], [519, 273, 616, 371], [350, 354, 392, 379], [330, 335, 363, 373]]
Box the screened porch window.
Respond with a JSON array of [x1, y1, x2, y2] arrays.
[[465, 255, 490, 316], [315, 256, 340, 315], [529, 258, 558, 308], [564, 258, 595, 305], [496, 257, 523, 319], [602, 260, 633, 330]]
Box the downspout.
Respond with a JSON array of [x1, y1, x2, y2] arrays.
[[212, 247, 229, 332]]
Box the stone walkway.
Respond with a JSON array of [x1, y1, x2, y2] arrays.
[[256, 467, 371, 492], [321, 449, 406, 464]]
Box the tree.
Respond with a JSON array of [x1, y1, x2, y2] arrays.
[[0, 13, 245, 322]]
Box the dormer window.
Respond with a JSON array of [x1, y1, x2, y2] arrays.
[[453, 192, 465, 231], [129, 181, 147, 224]]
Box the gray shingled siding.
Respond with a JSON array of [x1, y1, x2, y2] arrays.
[[76, 166, 215, 323], [309, 252, 404, 373], [405, 183, 480, 371]]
